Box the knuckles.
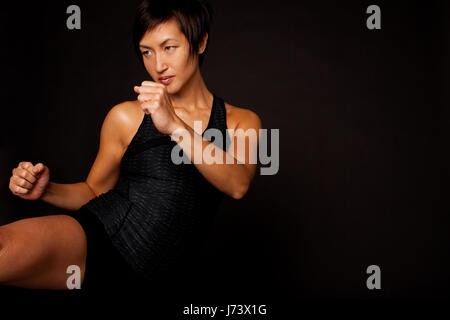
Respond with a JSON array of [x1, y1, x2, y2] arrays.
[[140, 80, 164, 87], [136, 83, 168, 117]]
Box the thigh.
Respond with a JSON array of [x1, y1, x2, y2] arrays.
[[0, 214, 87, 290]]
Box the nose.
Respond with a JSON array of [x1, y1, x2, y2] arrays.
[[155, 52, 168, 74]]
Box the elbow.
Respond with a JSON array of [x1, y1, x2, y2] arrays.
[[231, 181, 250, 200], [84, 181, 98, 198]]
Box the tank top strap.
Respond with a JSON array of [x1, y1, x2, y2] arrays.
[[123, 92, 230, 158], [209, 93, 231, 152]]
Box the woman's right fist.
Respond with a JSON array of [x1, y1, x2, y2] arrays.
[[9, 162, 50, 200]]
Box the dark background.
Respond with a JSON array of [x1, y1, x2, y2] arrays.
[[0, 0, 449, 307]]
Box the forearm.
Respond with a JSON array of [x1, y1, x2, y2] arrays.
[[171, 122, 251, 199], [40, 181, 97, 211]]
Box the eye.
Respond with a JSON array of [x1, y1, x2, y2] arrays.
[[165, 46, 175, 51], [142, 50, 151, 56]]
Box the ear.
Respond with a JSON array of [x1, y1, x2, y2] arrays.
[[198, 33, 209, 54]]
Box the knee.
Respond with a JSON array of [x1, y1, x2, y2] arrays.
[[0, 226, 13, 260], [0, 227, 9, 257], [0, 227, 12, 283], [0, 225, 15, 263]]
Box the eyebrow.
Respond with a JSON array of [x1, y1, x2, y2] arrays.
[[139, 38, 177, 49]]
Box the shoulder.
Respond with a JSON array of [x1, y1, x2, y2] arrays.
[[106, 100, 142, 124], [224, 101, 262, 131], [102, 100, 144, 145]]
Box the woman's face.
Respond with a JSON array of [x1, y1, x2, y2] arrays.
[[139, 17, 202, 94]]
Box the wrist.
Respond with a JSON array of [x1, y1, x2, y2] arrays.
[[40, 182, 52, 202], [170, 117, 187, 141]]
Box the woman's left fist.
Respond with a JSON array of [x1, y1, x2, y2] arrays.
[[134, 81, 182, 136]]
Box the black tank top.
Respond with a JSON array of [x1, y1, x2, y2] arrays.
[[81, 92, 231, 282]]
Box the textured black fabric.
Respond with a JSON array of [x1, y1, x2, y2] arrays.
[[79, 92, 230, 284], [69, 206, 146, 294]]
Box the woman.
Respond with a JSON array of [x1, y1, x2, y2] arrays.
[[2, 0, 261, 295]]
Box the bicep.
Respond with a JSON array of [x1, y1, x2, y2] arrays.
[[85, 106, 129, 196]]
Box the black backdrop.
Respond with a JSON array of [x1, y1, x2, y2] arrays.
[[0, 0, 449, 310]]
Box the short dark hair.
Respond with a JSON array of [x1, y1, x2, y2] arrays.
[[133, 0, 214, 68]]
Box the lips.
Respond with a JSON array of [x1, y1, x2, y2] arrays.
[[159, 76, 174, 85]]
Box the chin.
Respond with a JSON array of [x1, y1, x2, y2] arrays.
[[165, 84, 174, 93], [166, 82, 182, 95]]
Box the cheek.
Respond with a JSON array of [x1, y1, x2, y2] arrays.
[[142, 59, 150, 70], [143, 60, 156, 77], [178, 54, 195, 74]]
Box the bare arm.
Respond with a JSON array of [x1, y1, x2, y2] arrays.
[[171, 108, 262, 199], [40, 182, 96, 211], [43, 102, 137, 210], [11, 102, 138, 211]]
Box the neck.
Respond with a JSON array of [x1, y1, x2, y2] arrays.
[[168, 67, 213, 112]]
